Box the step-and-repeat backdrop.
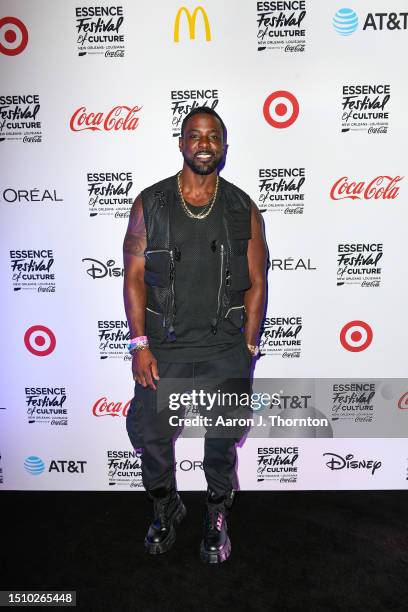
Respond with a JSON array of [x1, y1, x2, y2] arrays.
[[1, 1, 407, 491]]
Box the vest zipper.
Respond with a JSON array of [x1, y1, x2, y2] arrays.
[[146, 307, 160, 316], [144, 249, 175, 332], [211, 244, 225, 334], [225, 305, 246, 318], [167, 249, 176, 340], [145, 249, 170, 255]]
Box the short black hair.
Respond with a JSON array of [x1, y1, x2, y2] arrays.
[[180, 106, 227, 141]]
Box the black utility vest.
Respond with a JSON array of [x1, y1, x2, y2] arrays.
[[141, 174, 252, 344]]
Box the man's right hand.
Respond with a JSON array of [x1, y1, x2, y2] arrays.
[[132, 348, 160, 390]]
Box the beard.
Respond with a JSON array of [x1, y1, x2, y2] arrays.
[[182, 151, 222, 175]]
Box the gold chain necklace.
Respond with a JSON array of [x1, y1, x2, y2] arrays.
[[177, 171, 219, 220]]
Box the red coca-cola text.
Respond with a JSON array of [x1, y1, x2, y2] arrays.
[[93, 396, 131, 417], [330, 175, 403, 200], [70, 105, 142, 132]]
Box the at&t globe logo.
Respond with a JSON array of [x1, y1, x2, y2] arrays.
[[24, 456, 45, 475], [333, 8, 358, 36]]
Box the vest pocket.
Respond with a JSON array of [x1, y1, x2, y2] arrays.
[[229, 253, 251, 291], [144, 249, 172, 288], [145, 307, 165, 341], [223, 305, 246, 334]]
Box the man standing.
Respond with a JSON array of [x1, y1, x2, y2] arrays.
[[123, 107, 267, 563]]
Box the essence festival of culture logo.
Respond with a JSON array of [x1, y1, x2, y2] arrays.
[[339, 320, 373, 352], [341, 84, 390, 134], [107, 450, 142, 487], [337, 243, 383, 288], [256, 1, 306, 52], [260, 315, 302, 358], [25, 387, 68, 426], [331, 382, 376, 424], [24, 325, 56, 357], [174, 6, 211, 42], [1, 186, 63, 205], [10, 249, 55, 293], [170, 89, 219, 137], [25, 457, 87, 476], [0, 94, 42, 143], [270, 255, 316, 272], [69, 105, 142, 132], [323, 452, 381, 475], [0, 16, 28, 55], [330, 175, 403, 201], [97, 320, 130, 361], [333, 8, 358, 35], [87, 171, 134, 218], [257, 446, 299, 483], [258, 167, 305, 214], [263, 91, 299, 128], [93, 396, 130, 418], [82, 258, 124, 279], [75, 5, 125, 57]]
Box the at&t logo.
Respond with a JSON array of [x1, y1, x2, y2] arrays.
[[333, 8, 358, 36], [24, 455, 45, 475]]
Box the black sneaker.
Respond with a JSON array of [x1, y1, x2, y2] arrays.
[[200, 489, 232, 564], [145, 489, 186, 554]]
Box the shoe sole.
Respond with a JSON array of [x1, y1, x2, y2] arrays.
[[144, 502, 187, 555], [200, 535, 231, 564]]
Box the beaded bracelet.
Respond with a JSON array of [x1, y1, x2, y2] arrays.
[[127, 336, 149, 353]]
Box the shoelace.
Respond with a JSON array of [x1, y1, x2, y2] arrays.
[[207, 507, 225, 532], [154, 498, 170, 529]]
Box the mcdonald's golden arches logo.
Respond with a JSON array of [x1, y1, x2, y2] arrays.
[[174, 6, 211, 42]]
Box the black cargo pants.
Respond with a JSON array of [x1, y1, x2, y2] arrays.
[[126, 342, 252, 497]]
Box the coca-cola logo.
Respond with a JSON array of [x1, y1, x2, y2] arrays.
[[70, 105, 142, 132], [330, 175, 403, 200], [93, 397, 130, 417], [398, 392, 408, 410]]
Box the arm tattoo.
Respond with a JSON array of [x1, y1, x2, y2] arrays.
[[123, 195, 147, 257]]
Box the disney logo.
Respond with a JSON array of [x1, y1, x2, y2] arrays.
[[82, 258, 124, 279], [323, 452, 381, 475]]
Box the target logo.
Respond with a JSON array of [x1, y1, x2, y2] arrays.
[[0, 16, 28, 56], [340, 320, 373, 352], [263, 91, 299, 129], [24, 325, 56, 357]]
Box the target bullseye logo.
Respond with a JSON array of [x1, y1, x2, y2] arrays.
[[0, 16, 28, 55], [24, 325, 56, 356], [340, 320, 373, 352], [263, 91, 299, 129]]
